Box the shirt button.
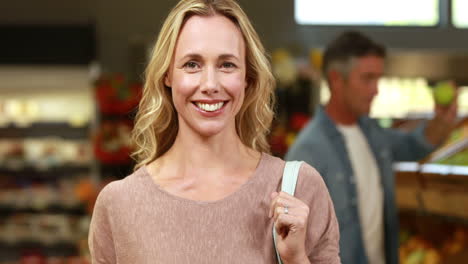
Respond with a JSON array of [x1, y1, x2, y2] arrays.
[[336, 173, 343, 181], [380, 150, 389, 158]]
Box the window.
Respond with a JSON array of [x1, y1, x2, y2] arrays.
[[295, 0, 439, 26], [453, 0, 468, 28]]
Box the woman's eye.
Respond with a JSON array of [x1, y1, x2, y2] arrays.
[[183, 61, 199, 70], [221, 62, 236, 69]]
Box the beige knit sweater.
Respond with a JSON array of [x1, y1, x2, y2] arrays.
[[89, 153, 340, 263]]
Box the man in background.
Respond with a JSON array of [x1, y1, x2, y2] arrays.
[[286, 31, 458, 264]]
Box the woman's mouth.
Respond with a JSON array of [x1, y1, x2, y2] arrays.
[[194, 101, 227, 112]]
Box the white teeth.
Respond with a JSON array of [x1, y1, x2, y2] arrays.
[[196, 102, 224, 112]]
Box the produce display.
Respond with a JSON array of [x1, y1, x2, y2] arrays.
[[399, 213, 468, 264], [93, 73, 137, 178], [437, 148, 468, 166], [432, 119, 468, 166], [0, 87, 95, 262], [0, 139, 91, 170], [396, 117, 468, 264], [93, 121, 133, 165], [94, 74, 142, 115]]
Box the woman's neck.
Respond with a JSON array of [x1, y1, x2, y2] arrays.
[[154, 124, 260, 180]]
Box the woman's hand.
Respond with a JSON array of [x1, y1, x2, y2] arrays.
[[269, 191, 311, 264]]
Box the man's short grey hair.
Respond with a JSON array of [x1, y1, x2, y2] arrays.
[[325, 57, 357, 81]]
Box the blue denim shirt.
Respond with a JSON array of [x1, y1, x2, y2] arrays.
[[285, 106, 435, 264]]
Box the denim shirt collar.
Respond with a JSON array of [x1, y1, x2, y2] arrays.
[[314, 106, 343, 139], [314, 105, 370, 136]]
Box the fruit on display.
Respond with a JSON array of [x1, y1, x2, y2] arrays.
[[269, 125, 288, 157], [433, 121, 468, 166], [75, 179, 98, 214], [0, 139, 91, 170], [272, 49, 297, 87], [432, 81, 456, 106], [93, 121, 133, 164], [309, 48, 323, 70], [269, 112, 311, 157], [441, 228, 466, 256], [399, 226, 468, 264], [289, 112, 310, 132], [437, 148, 468, 166], [399, 235, 442, 264], [94, 74, 142, 115]]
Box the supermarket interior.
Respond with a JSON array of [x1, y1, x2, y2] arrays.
[[0, 0, 467, 263]]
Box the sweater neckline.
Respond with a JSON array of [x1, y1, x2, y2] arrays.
[[140, 152, 267, 206]]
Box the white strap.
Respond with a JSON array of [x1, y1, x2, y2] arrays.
[[273, 161, 303, 264], [281, 161, 303, 196]]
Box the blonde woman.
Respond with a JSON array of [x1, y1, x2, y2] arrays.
[[88, 0, 340, 263]]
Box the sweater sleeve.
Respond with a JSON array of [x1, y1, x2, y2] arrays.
[[88, 184, 117, 264], [296, 163, 341, 264]]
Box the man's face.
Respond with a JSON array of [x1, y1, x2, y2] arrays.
[[342, 55, 384, 117]]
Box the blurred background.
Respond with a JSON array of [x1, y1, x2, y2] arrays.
[[0, 0, 467, 263]]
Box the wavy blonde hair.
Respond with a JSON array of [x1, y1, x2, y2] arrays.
[[132, 0, 275, 169]]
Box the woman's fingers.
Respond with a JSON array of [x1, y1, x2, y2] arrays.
[[269, 191, 295, 217], [274, 213, 308, 238], [270, 191, 310, 262], [269, 191, 310, 222]]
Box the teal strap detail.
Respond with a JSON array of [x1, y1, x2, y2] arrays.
[[273, 161, 303, 264]]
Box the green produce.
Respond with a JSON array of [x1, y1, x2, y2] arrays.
[[437, 149, 468, 166], [433, 81, 456, 106], [400, 230, 411, 244], [405, 249, 426, 264]]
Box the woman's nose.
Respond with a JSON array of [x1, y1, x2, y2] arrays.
[[200, 67, 219, 94]]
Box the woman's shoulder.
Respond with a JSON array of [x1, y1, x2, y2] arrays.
[[297, 161, 324, 187], [294, 161, 331, 207], [94, 167, 149, 207]]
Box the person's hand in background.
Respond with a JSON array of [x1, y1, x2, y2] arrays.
[[425, 81, 459, 146]]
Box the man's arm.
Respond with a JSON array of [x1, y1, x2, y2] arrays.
[[383, 93, 458, 162], [424, 100, 458, 146]]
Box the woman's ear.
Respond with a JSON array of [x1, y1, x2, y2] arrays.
[[164, 73, 171, 87]]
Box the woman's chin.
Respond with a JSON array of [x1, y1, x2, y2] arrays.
[[197, 127, 226, 138], [191, 122, 233, 138], [178, 116, 236, 139]]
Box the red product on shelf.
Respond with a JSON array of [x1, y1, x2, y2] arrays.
[[20, 251, 46, 264], [93, 121, 133, 164], [94, 74, 142, 115], [289, 112, 310, 132]]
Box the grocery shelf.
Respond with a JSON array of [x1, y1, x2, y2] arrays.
[[0, 240, 79, 262], [395, 162, 468, 222], [0, 205, 87, 217], [0, 122, 90, 139], [399, 208, 468, 225], [0, 165, 91, 180], [99, 163, 134, 179], [394, 162, 468, 177]]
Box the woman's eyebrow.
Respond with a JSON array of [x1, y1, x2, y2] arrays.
[[179, 53, 202, 61], [219, 53, 238, 60]]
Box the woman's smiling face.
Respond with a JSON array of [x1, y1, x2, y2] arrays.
[[165, 14, 247, 138]]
